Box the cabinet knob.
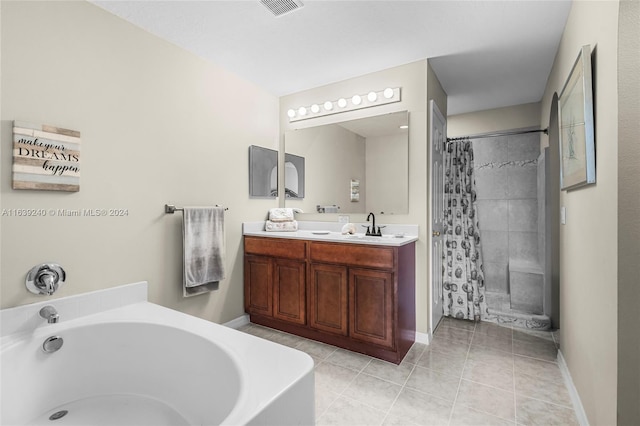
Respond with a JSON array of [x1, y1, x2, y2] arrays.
[[432, 231, 441, 237]]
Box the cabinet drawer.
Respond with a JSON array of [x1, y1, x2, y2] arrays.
[[310, 242, 394, 269], [244, 236, 306, 260]]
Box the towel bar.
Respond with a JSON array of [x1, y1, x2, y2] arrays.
[[165, 204, 228, 214]]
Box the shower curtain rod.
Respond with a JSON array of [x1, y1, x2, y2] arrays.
[[446, 128, 548, 142]]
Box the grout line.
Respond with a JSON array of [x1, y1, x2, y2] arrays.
[[327, 392, 388, 418], [309, 354, 356, 421], [513, 329, 518, 425], [315, 390, 340, 422], [459, 377, 516, 393], [446, 327, 474, 425], [511, 351, 559, 364], [382, 355, 422, 425], [515, 393, 577, 411], [251, 321, 572, 425], [447, 323, 519, 425]]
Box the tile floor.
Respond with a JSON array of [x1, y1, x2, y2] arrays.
[[238, 318, 579, 426]]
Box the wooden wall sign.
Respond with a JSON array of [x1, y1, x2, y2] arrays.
[[12, 121, 81, 192]]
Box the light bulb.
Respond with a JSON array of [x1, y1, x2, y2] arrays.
[[383, 88, 394, 99], [337, 98, 347, 108], [287, 109, 296, 118], [324, 101, 333, 111], [367, 91, 377, 102], [298, 107, 307, 116], [352, 95, 362, 105], [311, 104, 320, 113]]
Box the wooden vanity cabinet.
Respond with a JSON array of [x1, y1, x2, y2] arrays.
[[244, 255, 273, 317], [272, 259, 306, 324], [309, 263, 348, 336], [244, 237, 307, 325], [349, 267, 394, 348], [244, 235, 415, 364]]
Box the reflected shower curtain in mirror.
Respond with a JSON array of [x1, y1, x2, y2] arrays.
[[443, 138, 488, 321]]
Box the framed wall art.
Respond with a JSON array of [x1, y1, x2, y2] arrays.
[[558, 44, 595, 191], [248, 145, 278, 198], [12, 121, 81, 192]]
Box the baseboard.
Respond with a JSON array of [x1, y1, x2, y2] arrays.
[[557, 349, 590, 426], [416, 331, 431, 345], [223, 313, 250, 329]]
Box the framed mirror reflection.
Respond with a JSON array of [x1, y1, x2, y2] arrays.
[[284, 111, 409, 215]]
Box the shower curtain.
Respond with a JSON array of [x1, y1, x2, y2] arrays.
[[443, 138, 488, 321]]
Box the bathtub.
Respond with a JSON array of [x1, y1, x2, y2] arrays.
[[0, 283, 315, 425]]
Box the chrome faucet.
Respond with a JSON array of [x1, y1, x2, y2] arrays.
[[26, 264, 66, 296], [39, 305, 59, 324], [366, 212, 383, 236]]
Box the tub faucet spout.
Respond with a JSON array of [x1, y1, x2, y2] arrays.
[[39, 305, 59, 324]]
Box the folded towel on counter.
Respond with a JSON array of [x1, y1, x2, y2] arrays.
[[265, 220, 298, 232], [268, 207, 302, 222], [182, 207, 226, 297]]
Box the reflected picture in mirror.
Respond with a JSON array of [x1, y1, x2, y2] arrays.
[[284, 111, 409, 214], [284, 153, 305, 198], [248, 145, 278, 198]]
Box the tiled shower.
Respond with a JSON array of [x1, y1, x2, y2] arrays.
[[474, 130, 551, 329]]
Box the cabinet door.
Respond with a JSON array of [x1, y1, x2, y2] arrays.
[[309, 263, 348, 336], [349, 268, 394, 348], [273, 259, 306, 325], [244, 255, 272, 316]]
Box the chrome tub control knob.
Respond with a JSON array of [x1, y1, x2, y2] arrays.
[[26, 264, 66, 295], [39, 305, 59, 324]]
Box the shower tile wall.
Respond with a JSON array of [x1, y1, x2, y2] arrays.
[[474, 132, 540, 294]]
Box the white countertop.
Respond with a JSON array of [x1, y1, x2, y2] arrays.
[[243, 221, 418, 247]]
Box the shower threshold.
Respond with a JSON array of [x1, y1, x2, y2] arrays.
[[485, 291, 551, 330]]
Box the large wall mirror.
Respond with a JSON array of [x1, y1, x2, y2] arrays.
[[284, 111, 409, 214]]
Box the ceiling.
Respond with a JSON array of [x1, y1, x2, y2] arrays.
[[91, 0, 571, 115]]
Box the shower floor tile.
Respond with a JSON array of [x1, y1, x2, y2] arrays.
[[238, 321, 577, 425]]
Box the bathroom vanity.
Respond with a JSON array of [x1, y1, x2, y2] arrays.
[[243, 223, 417, 364]]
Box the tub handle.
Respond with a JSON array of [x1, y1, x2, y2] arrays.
[[26, 264, 66, 295]]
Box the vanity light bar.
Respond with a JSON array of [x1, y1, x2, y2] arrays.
[[287, 87, 402, 122]]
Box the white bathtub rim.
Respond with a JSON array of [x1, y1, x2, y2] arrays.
[[1, 281, 148, 339], [1, 300, 314, 426], [1, 303, 250, 425]]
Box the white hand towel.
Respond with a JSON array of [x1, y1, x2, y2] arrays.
[[182, 207, 225, 297], [268, 207, 302, 222], [265, 220, 299, 232]]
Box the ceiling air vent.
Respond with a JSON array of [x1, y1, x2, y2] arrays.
[[260, 0, 304, 17]]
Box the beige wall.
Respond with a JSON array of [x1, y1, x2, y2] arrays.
[[617, 0, 640, 422], [0, 1, 280, 323], [280, 60, 447, 335], [539, 1, 620, 424], [447, 102, 541, 138]]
